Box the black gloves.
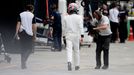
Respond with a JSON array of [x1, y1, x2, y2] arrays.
[[81, 35, 84, 38]]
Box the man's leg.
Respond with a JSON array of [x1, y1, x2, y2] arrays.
[[95, 35, 103, 69], [102, 35, 111, 69], [73, 37, 80, 70], [66, 39, 73, 71]]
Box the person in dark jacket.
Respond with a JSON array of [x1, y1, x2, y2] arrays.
[[118, 5, 128, 43], [50, 4, 62, 51]]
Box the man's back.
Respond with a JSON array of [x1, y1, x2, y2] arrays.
[[51, 11, 62, 33], [63, 14, 83, 35], [19, 11, 34, 36], [109, 8, 119, 23]]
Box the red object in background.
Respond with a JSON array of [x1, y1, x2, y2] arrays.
[[128, 26, 134, 41], [46, 0, 49, 18]]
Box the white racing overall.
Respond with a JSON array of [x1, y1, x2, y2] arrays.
[[63, 14, 84, 66]]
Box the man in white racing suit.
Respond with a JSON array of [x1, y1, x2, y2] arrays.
[[62, 3, 84, 71]]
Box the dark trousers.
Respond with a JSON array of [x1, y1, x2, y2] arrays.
[[19, 31, 33, 67], [119, 21, 128, 42], [96, 34, 111, 67], [110, 21, 119, 42], [53, 33, 62, 51]]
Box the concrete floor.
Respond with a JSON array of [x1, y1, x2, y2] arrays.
[[0, 41, 134, 75]]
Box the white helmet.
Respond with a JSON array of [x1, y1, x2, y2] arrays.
[[68, 3, 79, 13]]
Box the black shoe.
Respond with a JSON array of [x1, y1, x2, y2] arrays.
[[5, 55, 11, 63], [51, 48, 61, 52], [21, 65, 27, 69], [119, 41, 125, 43], [75, 66, 80, 70], [68, 62, 72, 71], [95, 66, 101, 69], [102, 65, 108, 70], [111, 41, 115, 43], [88, 44, 91, 48], [21, 62, 27, 69]]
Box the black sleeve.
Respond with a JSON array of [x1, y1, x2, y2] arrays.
[[17, 15, 21, 22], [32, 16, 36, 24]]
